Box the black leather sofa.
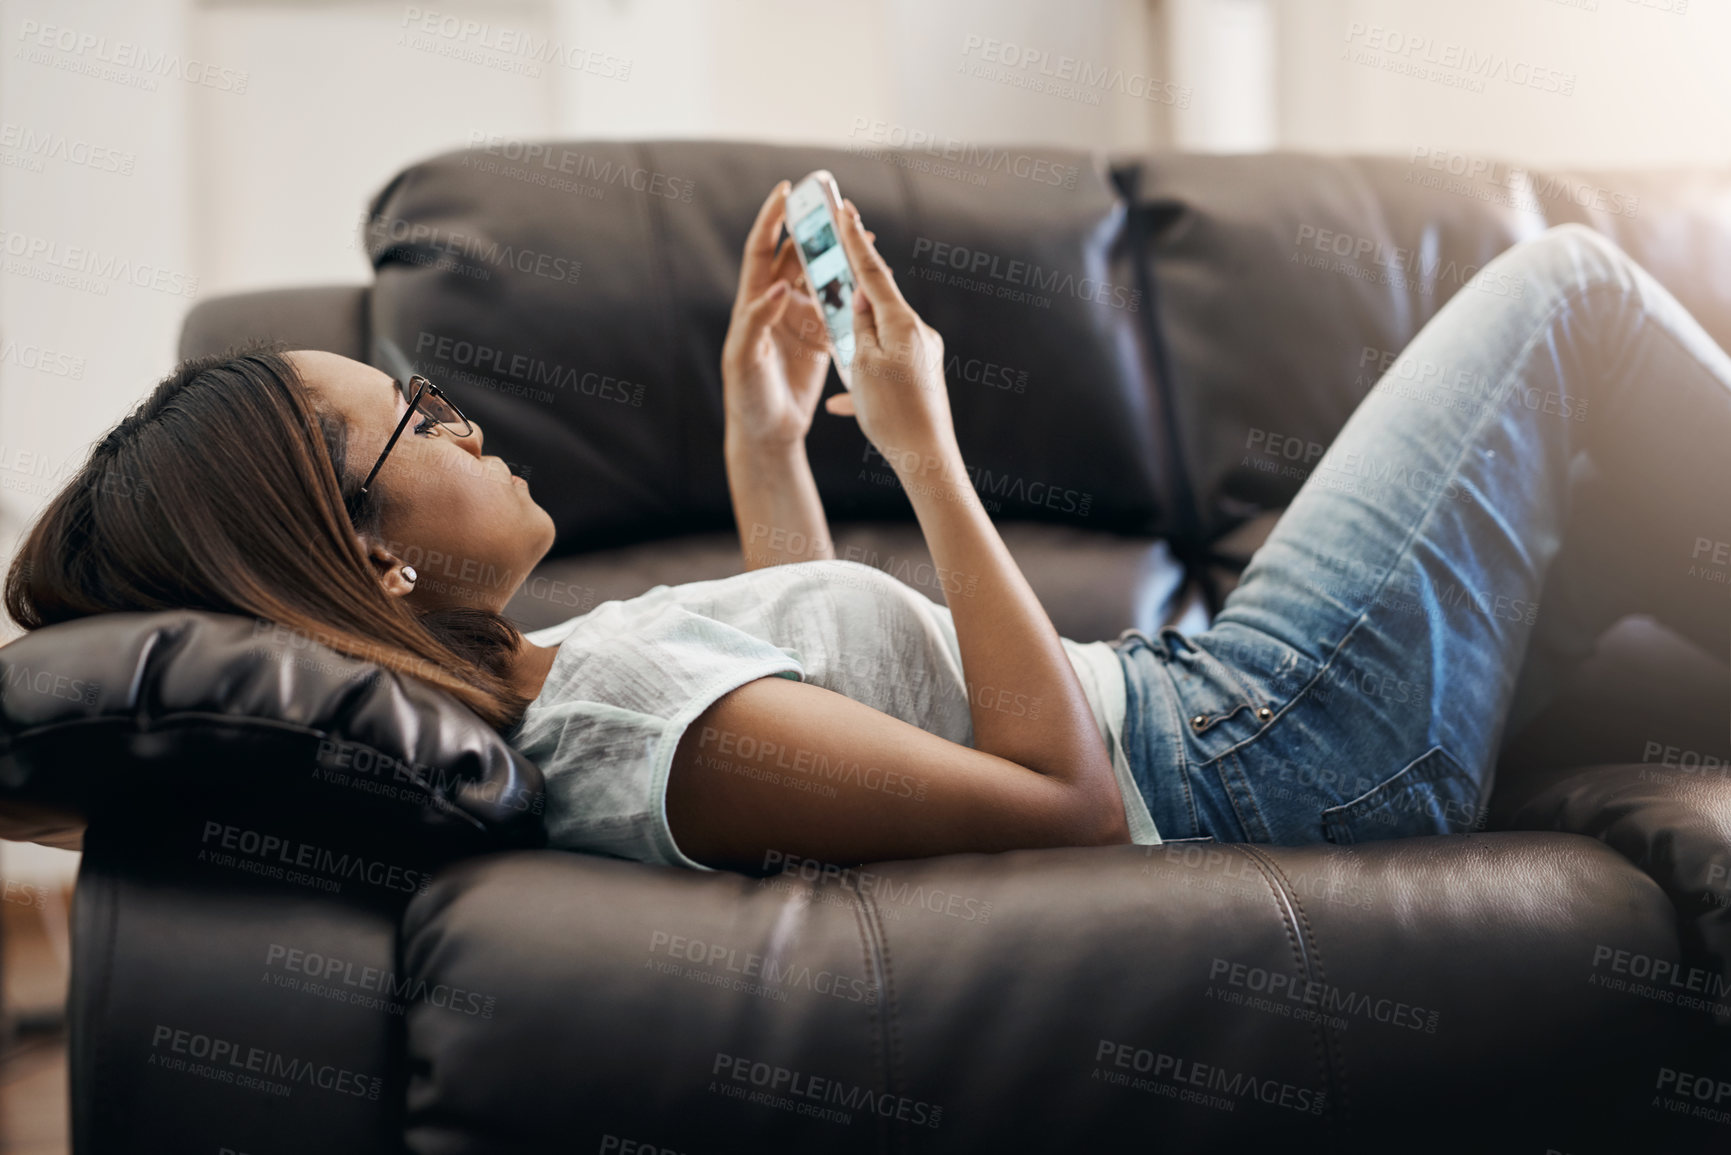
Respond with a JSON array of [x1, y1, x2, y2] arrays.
[[4, 141, 1730, 1154]]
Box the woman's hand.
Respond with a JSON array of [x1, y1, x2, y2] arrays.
[[722, 182, 864, 450], [822, 197, 958, 468]]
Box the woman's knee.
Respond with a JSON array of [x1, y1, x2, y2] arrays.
[[1498, 222, 1638, 301]]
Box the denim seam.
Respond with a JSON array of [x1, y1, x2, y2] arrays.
[[1186, 633, 1317, 765], [1165, 625, 1270, 715], [1319, 743, 1473, 827], [1194, 642, 1268, 720], [1218, 749, 1271, 843]]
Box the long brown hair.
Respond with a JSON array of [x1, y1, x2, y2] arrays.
[[2, 344, 532, 730]]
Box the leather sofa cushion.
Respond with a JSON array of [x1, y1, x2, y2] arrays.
[[364, 140, 1167, 554], [1123, 153, 1731, 538], [1514, 761, 1731, 1015], [0, 611, 546, 855], [399, 834, 1682, 1153]]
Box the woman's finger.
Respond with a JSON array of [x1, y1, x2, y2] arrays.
[[769, 238, 805, 287], [851, 272, 878, 350], [834, 197, 909, 316], [824, 391, 857, 418], [736, 181, 790, 304], [728, 280, 791, 360], [766, 244, 828, 351]]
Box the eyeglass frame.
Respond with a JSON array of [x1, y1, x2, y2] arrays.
[[356, 374, 473, 497]]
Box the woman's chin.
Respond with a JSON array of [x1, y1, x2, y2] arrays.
[[533, 507, 558, 556]]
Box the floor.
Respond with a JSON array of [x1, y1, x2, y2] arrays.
[[1, 881, 71, 1155]]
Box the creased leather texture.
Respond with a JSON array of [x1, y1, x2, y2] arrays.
[[1512, 763, 1731, 1024], [398, 837, 1684, 1154], [0, 610, 546, 856], [363, 140, 1165, 552]]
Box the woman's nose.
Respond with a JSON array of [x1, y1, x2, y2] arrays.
[[453, 419, 483, 455]]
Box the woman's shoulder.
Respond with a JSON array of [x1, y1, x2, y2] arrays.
[[517, 590, 804, 719]]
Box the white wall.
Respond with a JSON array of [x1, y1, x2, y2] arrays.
[[1, 0, 196, 571], [189, 0, 558, 295], [1166, 0, 1277, 152], [1274, 0, 1731, 166]]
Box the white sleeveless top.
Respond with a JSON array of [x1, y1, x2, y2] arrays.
[[506, 558, 1159, 870]]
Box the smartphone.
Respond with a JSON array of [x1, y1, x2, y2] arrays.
[[784, 170, 858, 387]]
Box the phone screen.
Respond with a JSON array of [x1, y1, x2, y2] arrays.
[[785, 178, 856, 377]]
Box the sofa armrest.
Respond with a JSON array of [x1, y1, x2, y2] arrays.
[[1512, 762, 1731, 1017], [69, 819, 410, 1155]]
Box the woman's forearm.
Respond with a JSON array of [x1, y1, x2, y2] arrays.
[[887, 441, 1124, 830], [725, 433, 837, 571]]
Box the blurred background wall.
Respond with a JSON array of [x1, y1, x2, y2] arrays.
[[1, 0, 1724, 888]]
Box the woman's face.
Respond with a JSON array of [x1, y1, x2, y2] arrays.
[[289, 350, 556, 613]]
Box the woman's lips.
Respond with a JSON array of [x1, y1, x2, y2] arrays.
[[486, 455, 526, 488]]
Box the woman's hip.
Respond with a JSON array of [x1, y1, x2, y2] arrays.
[[1113, 622, 1491, 846]]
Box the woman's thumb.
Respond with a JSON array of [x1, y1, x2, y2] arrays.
[[851, 279, 877, 347]]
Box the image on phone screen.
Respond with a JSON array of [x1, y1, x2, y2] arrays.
[[787, 187, 856, 375]]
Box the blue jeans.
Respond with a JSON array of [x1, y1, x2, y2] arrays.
[[1112, 224, 1731, 845]]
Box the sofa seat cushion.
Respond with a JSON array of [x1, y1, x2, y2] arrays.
[[399, 833, 1683, 1153]]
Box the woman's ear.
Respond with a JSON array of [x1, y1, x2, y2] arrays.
[[361, 539, 418, 599]]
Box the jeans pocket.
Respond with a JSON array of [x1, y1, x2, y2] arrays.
[[1320, 745, 1484, 845]]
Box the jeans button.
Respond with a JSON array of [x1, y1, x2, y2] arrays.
[[1257, 706, 1274, 721], [1191, 714, 1209, 730]]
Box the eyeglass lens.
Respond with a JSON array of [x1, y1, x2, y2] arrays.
[[400, 377, 466, 430]]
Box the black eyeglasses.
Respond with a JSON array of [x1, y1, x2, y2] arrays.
[[357, 374, 473, 496]]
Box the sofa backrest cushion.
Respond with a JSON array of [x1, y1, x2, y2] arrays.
[[1123, 152, 1731, 538], [364, 139, 1168, 552]]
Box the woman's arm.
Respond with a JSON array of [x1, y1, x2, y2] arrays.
[[720, 182, 842, 571], [667, 672, 1129, 872], [674, 439, 1134, 867], [887, 441, 1123, 811], [725, 434, 834, 571], [669, 184, 1129, 869], [820, 196, 1127, 817]]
